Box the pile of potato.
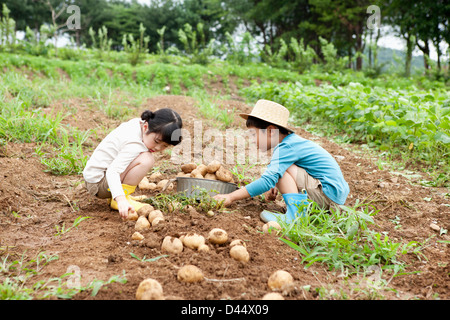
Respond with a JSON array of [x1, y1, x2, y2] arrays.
[[177, 160, 234, 183], [129, 205, 165, 240], [138, 172, 173, 191]]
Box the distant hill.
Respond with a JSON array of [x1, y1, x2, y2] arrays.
[[363, 45, 426, 74]]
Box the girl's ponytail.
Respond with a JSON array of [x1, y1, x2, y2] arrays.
[[141, 110, 155, 122]]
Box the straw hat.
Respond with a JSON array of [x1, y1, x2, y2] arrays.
[[239, 99, 294, 133]]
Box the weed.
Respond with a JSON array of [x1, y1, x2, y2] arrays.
[[0, 250, 127, 299], [129, 253, 168, 262], [278, 200, 427, 277], [54, 216, 92, 237], [231, 160, 257, 186], [144, 187, 225, 214]]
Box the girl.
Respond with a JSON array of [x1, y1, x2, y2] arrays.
[[83, 108, 183, 220]]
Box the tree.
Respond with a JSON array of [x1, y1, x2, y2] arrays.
[[309, 0, 374, 71], [384, 0, 449, 74]]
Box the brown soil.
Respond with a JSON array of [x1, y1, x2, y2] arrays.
[[1, 94, 449, 301]]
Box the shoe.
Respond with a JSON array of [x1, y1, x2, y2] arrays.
[[109, 184, 148, 212], [260, 191, 309, 223]]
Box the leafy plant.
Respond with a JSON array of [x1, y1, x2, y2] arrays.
[[318, 37, 348, 71], [231, 160, 257, 186], [261, 38, 289, 68], [122, 23, 150, 66], [54, 216, 92, 237], [129, 253, 168, 262], [178, 23, 215, 65], [278, 201, 427, 277], [24, 25, 50, 57], [144, 186, 225, 214], [36, 127, 91, 176], [0, 4, 16, 53], [223, 31, 255, 65], [89, 25, 112, 60], [289, 37, 316, 73]]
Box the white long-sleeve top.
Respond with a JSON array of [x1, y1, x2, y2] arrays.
[[83, 118, 148, 199]]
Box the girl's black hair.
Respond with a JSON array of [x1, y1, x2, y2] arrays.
[[141, 108, 183, 146], [246, 116, 291, 136]]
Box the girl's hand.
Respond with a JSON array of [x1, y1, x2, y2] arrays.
[[117, 197, 134, 219], [213, 194, 233, 207], [264, 188, 278, 201]]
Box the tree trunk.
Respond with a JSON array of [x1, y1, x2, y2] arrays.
[[355, 23, 364, 71], [417, 39, 430, 70], [368, 30, 373, 68], [433, 38, 442, 70], [405, 35, 413, 77]]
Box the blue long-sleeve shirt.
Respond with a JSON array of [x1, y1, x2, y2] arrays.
[[245, 133, 349, 205]]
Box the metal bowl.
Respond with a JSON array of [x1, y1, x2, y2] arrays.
[[176, 177, 238, 198]]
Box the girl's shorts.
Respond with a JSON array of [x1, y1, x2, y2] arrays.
[[85, 174, 111, 199], [295, 166, 336, 211]]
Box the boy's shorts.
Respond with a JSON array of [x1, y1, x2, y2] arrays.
[[85, 174, 111, 199], [295, 166, 336, 211]]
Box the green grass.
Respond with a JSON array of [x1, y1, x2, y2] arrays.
[[0, 251, 127, 299], [277, 201, 428, 278]]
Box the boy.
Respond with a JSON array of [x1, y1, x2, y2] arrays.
[[213, 99, 350, 223]]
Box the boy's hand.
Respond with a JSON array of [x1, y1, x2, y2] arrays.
[[213, 194, 233, 207], [116, 196, 134, 219], [265, 188, 278, 201]]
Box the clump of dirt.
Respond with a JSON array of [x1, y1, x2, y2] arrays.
[[1, 95, 448, 300]]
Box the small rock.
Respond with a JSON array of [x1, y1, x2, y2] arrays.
[[430, 223, 440, 232]]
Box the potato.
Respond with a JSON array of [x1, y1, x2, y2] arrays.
[[161, 236, 183, 254], [262, 292, 284, 300], [138, 177, 157, 190], [148, 210, 163, 223], [132, 232, 144, 241], [149, 172, 163, 181], [206, 210, 215, 217], [230, 239, 246, 248], [136, 278, 164, 300], [147, 183, 157, 190], [190, 169, 204, 179], [157, 179, 170, 190], [137, 205, 155, 218], [197, 244, 210, 252], [215, 166, 233, 182], [206, 160, 221, 174], [207, 228, 228, 245], [204, 173, 217, 180], [196, 164, 208, 176], [138, 177, 151, 189], [127, 211, 139, 221], [262, 221, 282, 234], [135, 216, 150, 231], [165, 183, 174, 191], [181, 163, 197, 174], [177, 265, 204, 283], [168, 201, 181, 213], [267, 270, 294, 290], [152, 216, 164, 226], [176, 171, 187, 177], [229, 245, 250, 263], [182, 233, 205, 250]]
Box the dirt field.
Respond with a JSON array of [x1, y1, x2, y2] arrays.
[[1, 94, 449, 301]]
